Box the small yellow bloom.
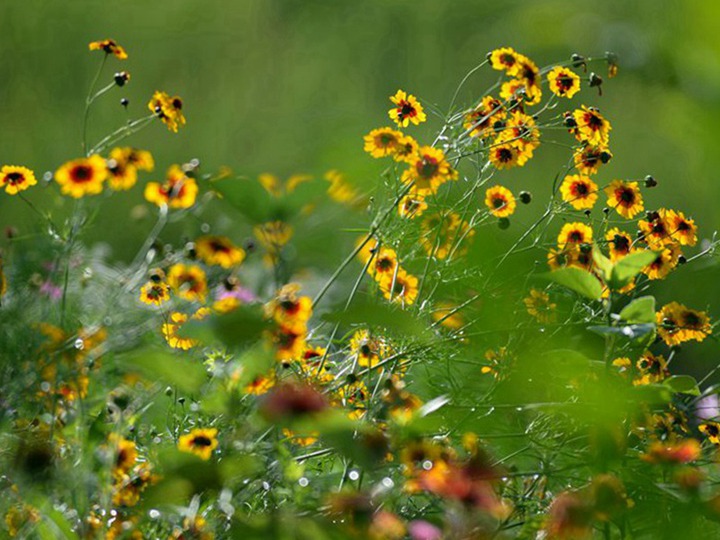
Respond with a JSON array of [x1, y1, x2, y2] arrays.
[[524, 289, 556, 324], [178, 428, 218, 460], [148, 91, 186, 132], [0, 165, 37, 195], [388, 90, 426, 127], [144, 164, 198, 209], [572, 106, 611, 146], [55, 155, 108, 198], [557, 222, 593, 249], [657, 302, 711, 347], [485, 185, 516, 217], [401, 146, 457, 193], [464, 96, 505, 140], [109, 147, 154, 172], [88, 38, 128, 60], [167, 264, 207, 302], [108, 434, 138, 474], [140, 281, 170, 306], [573, 145, 612, 175], [605, 180, 643, 219], [546, 66, 581, 98], [162, 308, 210, 350], [560, 174, 598, 210], [379, 269, 419, 307], [489, 47, 522, 76], [196, 235, 245, 269], [363, 127, 403, 158]]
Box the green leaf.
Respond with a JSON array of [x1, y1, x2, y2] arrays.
[[183, 304, 269, 350], [121, 348, 207, 393], [592, 247, 613, 282], [609, 251, 657, 289], [619, 296, 656, 324], [543, 267, 602, 300], [665, 375, 701, 396]]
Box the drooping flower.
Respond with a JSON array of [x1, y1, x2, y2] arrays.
[[88, 38, 128, 60], [195, 235, 245, 268], [363, 127, 404, 158], [604, 180, 643, 219], [401, 146, 457, 193], [657, 302, 712, 347], [485, 185, 517, 218], [572, 106, 611, 146], [167, 264, 207, 303], [560, 174, 598, 210], [55, 155, 108, 198], [573, 144, 612, 175], [139, 281, 170, 306], [524, 288, 556, 324], [546, 66, 581, 98], [148, 91, 186, 132], [0, 165, 37, 195], [144, 164, 198, 209], [178, 428, 218, 460], [388, 90, 426, 127], [557, 222, 593, 249]]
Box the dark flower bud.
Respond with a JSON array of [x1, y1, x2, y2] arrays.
[[589, 72, 603, 96], [149, 267, 165, 282], [600, 151, 612, 164], [678, 255, 687, 265], [165, 386, 173, 396], [346, 373, 358, 385], [498, 218, 510, 230], [114, 71, 130, 87], [571, 53, 587, 70], [602, 207, 610, 215], [563, 112, 577, 128], [519, 191, 532, 204], [120, 98, 129, 107], [184, 242, 197, 259], [644, 175, 657, 188], [178, 397, 186, 405], [584, 209, 592, 217], [243, 238, 256, 253]]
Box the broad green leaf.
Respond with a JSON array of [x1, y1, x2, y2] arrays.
[[183, 304, 269, 350], [665, 375, 701, 396], [592, 247, 613, 282], [619, 296, 656, 324], [544, 267, 602, 300], [609, 251, 657, 289], [121, 348, 207, 393]]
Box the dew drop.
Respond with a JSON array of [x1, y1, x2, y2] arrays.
[[74, 338, 85, 350], [262, 481, 270, 490], [200, 223, 211, 233], [40, 381, 51, 393], [422, 460, 433, 471], [298, 477, 309, 487], [148, 509, 160, 519], [348, 470, 360, 481], [382, 477, 394, 488]]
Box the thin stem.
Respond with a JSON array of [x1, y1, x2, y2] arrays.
[[82, 55, 108, 155]]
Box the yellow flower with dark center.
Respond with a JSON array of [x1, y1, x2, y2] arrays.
[[566, 245, 595, 272], [464, 96, 505, 139], [401, 146, 457, 193], [489, 47, 521, 75], [178, 428, 218, 460], [140, 281, 170, 306], [245, 371, 276, 395], [388, 90, 426, 127], [524, 288, 556, 324], [335, 379, 369, 419], [366, 245, 399, 281], [557, 222, 593, 249], [642, 245, 680, 280], [196, 235, 245, 268], [499, 78, 542, 106], [258, 173, 312, 196], [106, 158, 138, 191], [547, 247, 570, 271], [485, 185, 516, 217], [254, 221, 293, 266], [482, 347, 513, 379], [665, 209, 697, 246], [350, 329, 389, 368], [109, 147, 154, 172], [573, 144, 612, 175], [393, 134, 420, 163], [420, 211, 474, 260], [271, 324, 307, 361], [503, 110, 540, 157], [572, 106, 611, 146], [398, 189, 428, 219], [167, 264, 207, 302], [546, 66, 581, 98], [363, 127, 403, 158], [55, 155, 108, 198], [88, 38, 128, 60], [266, 283, 313, 333], [604, 180, 643, 219], [634, 351, 670, 385], [1, 165, 37, 195], [108, 434, 138, 474], [560, 174, 598, 210], [605, 228, 634, 262], [162, 309, 210, 350], [325, 169, 357, 203], [147, 90, 186, 132], [144, 164, 198, 209], [700, 422, 720, 445], [638, 209, 674, 249], [488, 136, 527, 170], [379, 269, 419, 307], [657, 301, 711, 346]]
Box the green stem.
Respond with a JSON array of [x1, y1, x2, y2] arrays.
[[82, 55, 108, 155]]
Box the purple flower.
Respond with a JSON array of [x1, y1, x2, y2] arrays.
[[408, 520, 442, 540]]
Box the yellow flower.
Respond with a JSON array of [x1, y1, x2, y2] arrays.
[[401, 146, 457, 193], [325, 170, 357, 203], [139, 281, 170, 306], [167, 264, 207, 302], [108, 434, 138, 474], [573, 144, 612, 175], [55, 155, 108, 198], [254, 221, 293, 266], [642, 245, 680, 280], [178, 428, 218, 460], [464, 96, 505, 139], [245, 372, 276, 395], [500, 78, 542, 106], [560, 174, 598, 210], [379, 269, 419, 307], [503, 110, 540, 158], [398, 189, 428, 219], [605, 228, 634, 262], [485, 185, 516, 217], [546, 66, 581, 98], [265, 283, 313, 333], [420, 212, 474, 260], [699, 422, 720, 445], [488, 136, 527, 170], [572, 106, 611, 146], [388, 90, 426, 127], [0, 165, 37, 195], [144, 164, 198, 209], [638, 209, 674, 249], [350, 329, 389, 368], [364, 245, 399, 282], [109, 147, 154, 172], [363, 127, 403, 158], [162, 308, 210, 350], [432, 302, 464, 330], [196, 235, 245, 268], [657, 302, 711, 347], [106, 159, 138, 191], [393, 134, 420, 163], [605, 180, 643, 219], [524, 289, 556, 324], [148, 91, 186, 132], [489, 47, 522, 75], [88, 38, 128, 60], [557, 222, 593, 249], [665, 209, 697, 246]]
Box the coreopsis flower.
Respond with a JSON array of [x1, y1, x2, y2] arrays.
[[572, 106, 611, 146], [88, 38, 127, 60], [245, 372, 276, 395], [162, 309, 210, 350], [350, 329, 389, 368], [557, 222, 593, 249], [503, 110, 540, 158], [547, 247, 570, 271], [605, 228, 634, 262], [432, 302, 464, 330], [0, 165, 37, 195], [560, 174, 598, 210], [401, 146, 457, 193], [642, 245, 680, 280], [148, 90, 186, 132], [167, 264, 207, 302], [573, 144, 612, 175], [325, 169, 358, 203], [178, 428, 218, 460], [379, 269, 419, 306], [420, 212, 474, 260], [657, 301, 712, 346], [566, 245, 595, 272], [604, 180, 643, 219], [109, 147, 154, 171], [463, 96, 505, 139], [699, 422, 720, 445], [363, 127, 403, 158], [393, 134, 420, 163], [642, 439, 701, 464], [634, 351, 670, 385], [489, 47, 521, 75], [388, 90, 426, 127], [140, 281, 170, 306], [488, 136, 527, 170], [105, 158, 138, 191], [638, 209, 674, 249], [108, 434, 138, 475], [55, 155, 108, 198], [398, 189, 428, 218], [546, 66, 581, 98], [335, 379, 369, 419], [665, 209, 697, 246], [524, 288, 556, 324], [499, 77, 542, 106], [365, 245, 399, 281], [144, 164, 198, 209], [485, 185, 517, 217], [195, 235, 245, 268], [254, 221, 293, 265], [266, 283, 312, 332]]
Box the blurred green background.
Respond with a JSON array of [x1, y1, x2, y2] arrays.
[[1, 0, 719, 365]]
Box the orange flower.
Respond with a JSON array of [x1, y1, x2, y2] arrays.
[[88, 39, 128, 60]]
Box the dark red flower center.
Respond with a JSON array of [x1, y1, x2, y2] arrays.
[[616, 187, 635, 205], [191, 436, 213, 447], [5, 172, 24, 185], [572, 182, 589, 196], [70, 165, 93, 183], [398, 101, 416, 119], [417, 156, 439, 178]]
